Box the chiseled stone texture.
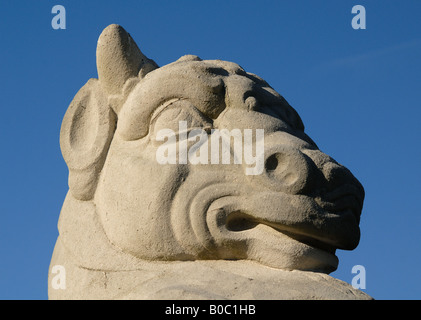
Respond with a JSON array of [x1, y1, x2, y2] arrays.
[[49, 24, 372, 300]]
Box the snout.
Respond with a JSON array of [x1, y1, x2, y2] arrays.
[[317, 161, 365, 225], [243, 138, 365, 251], [248, 135, 364, 211]]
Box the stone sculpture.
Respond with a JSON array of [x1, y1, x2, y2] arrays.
[[49, 24, 372, 300]]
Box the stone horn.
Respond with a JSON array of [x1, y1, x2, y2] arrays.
[[96, 24, 158, 114]]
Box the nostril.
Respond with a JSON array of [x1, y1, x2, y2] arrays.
[[251, 147, 314, 195], [264, 152, 298, 187], [265, 154, 279, 172], [265, 153, 290, 173]]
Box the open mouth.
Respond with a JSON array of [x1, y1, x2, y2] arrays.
[[225, 211, 337, 254], [211, 184, 364, 254]]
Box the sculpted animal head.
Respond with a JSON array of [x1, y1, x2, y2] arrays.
[[60, 24, 364, 274]]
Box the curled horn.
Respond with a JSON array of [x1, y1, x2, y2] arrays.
[[96, 24, 158, 114]]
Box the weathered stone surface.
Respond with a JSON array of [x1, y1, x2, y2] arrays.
[[49, 24, 371, 300]]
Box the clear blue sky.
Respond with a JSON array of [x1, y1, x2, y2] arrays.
[[1, 0, 420, 300]]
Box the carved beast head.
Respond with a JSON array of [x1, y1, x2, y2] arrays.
[[59, 24, 364, 274]]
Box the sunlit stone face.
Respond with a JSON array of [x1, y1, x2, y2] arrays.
[[50, 24, 369, 300], [94, 56, 364, 274]]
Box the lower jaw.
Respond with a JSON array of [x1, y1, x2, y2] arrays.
[[244, 224, 339, 274]]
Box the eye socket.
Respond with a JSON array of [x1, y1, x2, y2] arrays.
[[150, 99, 213, 139]]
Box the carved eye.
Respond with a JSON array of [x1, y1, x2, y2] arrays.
[[150, 99, 212, 140]]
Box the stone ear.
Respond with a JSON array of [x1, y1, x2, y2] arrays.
[[60, 24, 158, 200], [60, 78, 116, 200], [96, 24, 158, 114]]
